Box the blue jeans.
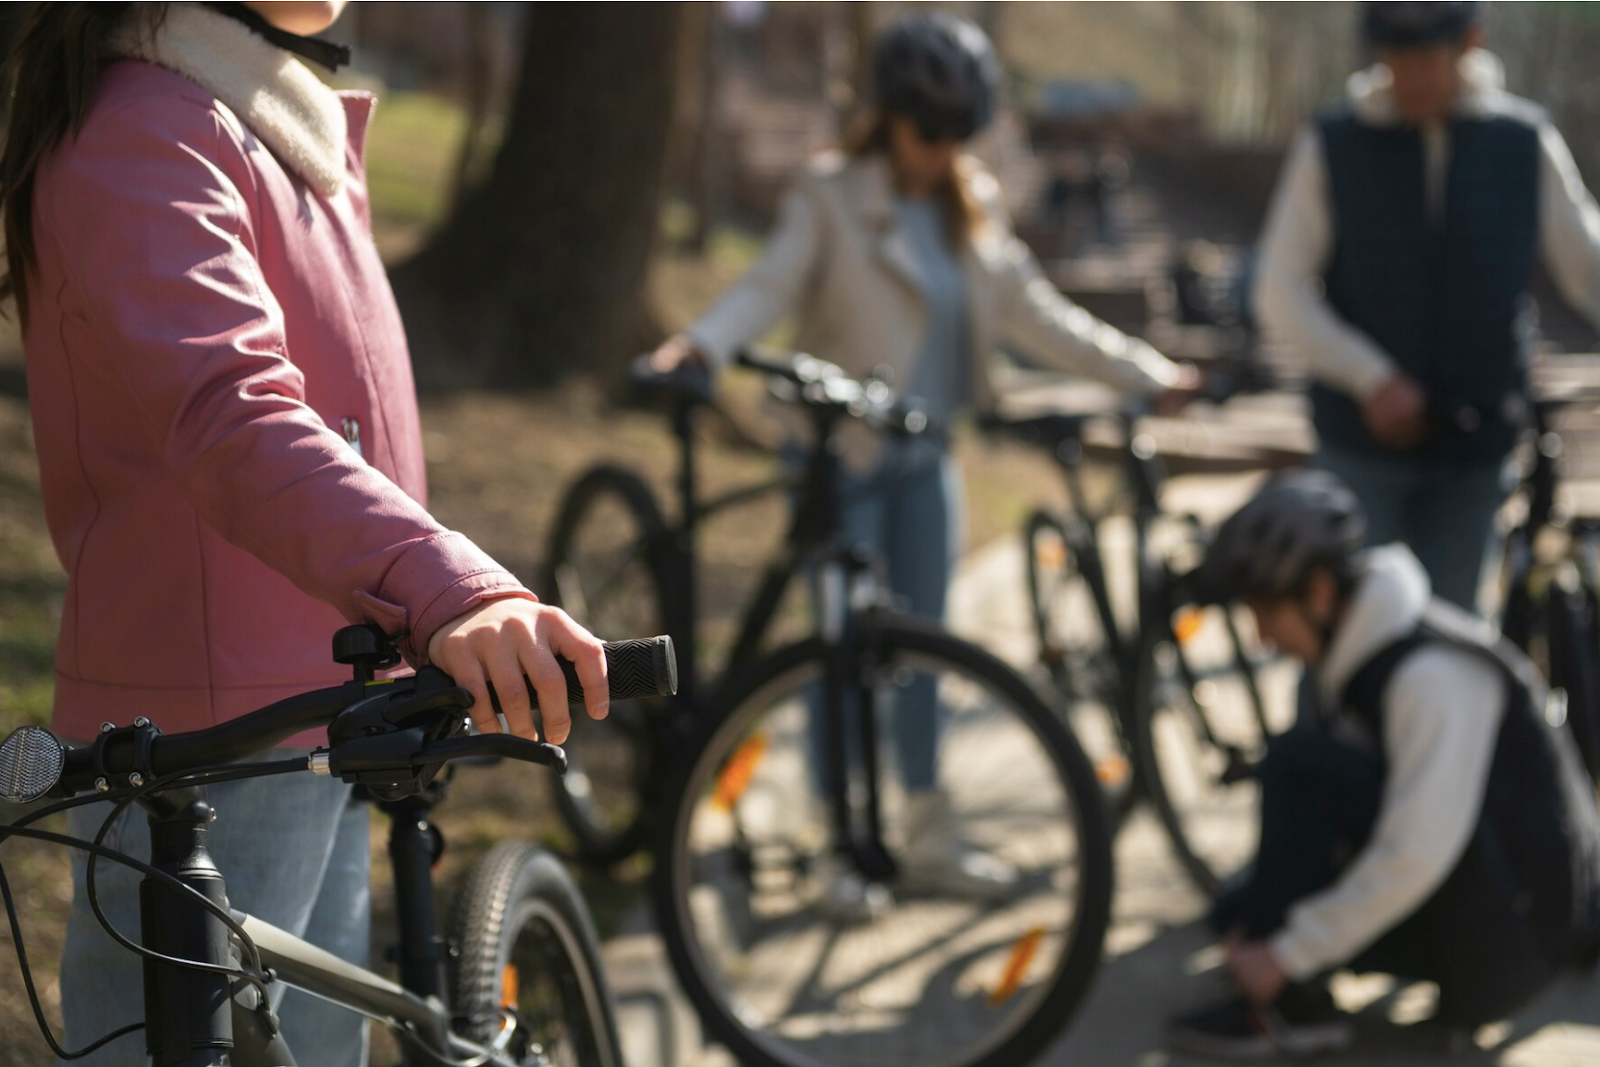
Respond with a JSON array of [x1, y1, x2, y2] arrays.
[[809, 448, 964, 792], [57, 758, 370, 1066], [1314, 445, 1510, 614]]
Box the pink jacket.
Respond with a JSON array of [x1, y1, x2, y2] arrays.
[[26, 40, 530, 743]]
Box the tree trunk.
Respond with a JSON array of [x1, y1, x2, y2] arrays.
[[393, 3, 684, 389]]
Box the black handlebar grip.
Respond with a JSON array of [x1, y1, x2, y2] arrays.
[[482, 636, 678, 720], [555, 636, 678, 706]]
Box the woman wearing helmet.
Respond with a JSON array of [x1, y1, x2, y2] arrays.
[[651, 11, 1191, 909], [1169, 470, 1600, 1059]]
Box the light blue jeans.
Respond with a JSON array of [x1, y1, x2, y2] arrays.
[[57, 757, 370, 1066], [808, 447, 964, 792], [1314, 444, 1511, 614]]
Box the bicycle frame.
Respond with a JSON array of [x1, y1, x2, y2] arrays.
[[664, 394, 901, 874], [1035, 414, 1271, 751], [657, 390, 882, 702], [133, 779, 505, 1067]]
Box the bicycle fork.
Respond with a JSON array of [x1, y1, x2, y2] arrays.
[[818, 551, 897, 883]]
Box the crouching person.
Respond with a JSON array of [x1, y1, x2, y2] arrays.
[[1167, 470, 1600, 1060]]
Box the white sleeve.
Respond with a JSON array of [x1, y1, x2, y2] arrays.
[[1269, 648, 1503, 980], [1253, 127, 1397, 401], [1538, 121, 1600, 336], [685, 179, 821, 368], [997, 236, 1183, 395]]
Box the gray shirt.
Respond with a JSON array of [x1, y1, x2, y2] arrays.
[[893, 196, 970, 468]]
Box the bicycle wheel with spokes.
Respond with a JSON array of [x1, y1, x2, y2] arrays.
[[542, 464, 669, 863], [1024, 509, 1134, 820], [654, 616, 1113, 1067], [1132, 600, 1287, 896], [447, 842, 623, 1067], [1543, 574, 1600, 787]]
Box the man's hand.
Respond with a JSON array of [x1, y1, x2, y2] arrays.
[[1225, 935, 1289, 1005], [427, 599, 608, 744], [1362, 373, 1428, 449]]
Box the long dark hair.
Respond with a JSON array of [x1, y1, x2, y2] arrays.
[[0, 3, 167, 327]]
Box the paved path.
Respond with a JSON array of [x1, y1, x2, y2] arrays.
[[603, 475, 1600, 1067]]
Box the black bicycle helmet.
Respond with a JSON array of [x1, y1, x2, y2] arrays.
[[1190, 471, 1367, 605], [872, 11, 1000, 142], [1363, 2, 1480, 48]]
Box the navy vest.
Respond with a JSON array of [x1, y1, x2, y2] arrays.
[[1315, 106, 1541, 463], [1340, 606, 1600, 972]]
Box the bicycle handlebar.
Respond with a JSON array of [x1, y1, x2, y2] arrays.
[[980, 359, 1281, 446], [0, 635, 677, 804], [734, 346, 941, 440]]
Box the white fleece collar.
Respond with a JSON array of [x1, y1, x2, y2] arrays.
[[1316, 544, 1433, 708], [111, 4, 347, 197], [1345, 47, 1507, 127]]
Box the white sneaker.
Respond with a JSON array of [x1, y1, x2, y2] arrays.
[[897, 790, 1018, 902]]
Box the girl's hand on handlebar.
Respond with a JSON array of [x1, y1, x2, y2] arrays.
[[650, 334, 707, 373], [427, 600, 609, 744]]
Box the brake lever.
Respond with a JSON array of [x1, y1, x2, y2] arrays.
[[412, 734, 568, 775]]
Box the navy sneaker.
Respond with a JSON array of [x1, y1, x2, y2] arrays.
[[1167, 984, 1354, 1061]]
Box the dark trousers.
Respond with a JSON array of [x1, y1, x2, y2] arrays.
[[1212, 728, 1558, 1025]]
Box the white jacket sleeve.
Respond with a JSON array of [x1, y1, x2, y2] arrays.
[[1269, 648, 1504, 980], [685, 179, 821, 368], [996, 238, 1182, 395], [973, 172, 1180, 396], [1253, 128, 1397, 401], [1538, 122, 1600, 335]]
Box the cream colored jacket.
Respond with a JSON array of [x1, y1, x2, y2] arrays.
[[686, 151, 1181, 464]]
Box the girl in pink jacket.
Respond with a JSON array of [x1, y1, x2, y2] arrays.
[[2, 4, 605, 1062]]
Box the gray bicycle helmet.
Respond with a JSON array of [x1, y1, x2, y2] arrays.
[[1363, 2, 1480, 48], [872, 11, 1000, 142], [1190, 471, 1366, 605]]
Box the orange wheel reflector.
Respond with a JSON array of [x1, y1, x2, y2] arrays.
[[989, 927, 1046, 1006], [1035, 538, 1067, 570], [1095, 754, 1131, 787], [713, 733, 768, 812], [500, 964, 520, 1009], [1174, 607, 1206, 646]]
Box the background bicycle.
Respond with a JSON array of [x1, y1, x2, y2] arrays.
[[632, 350, 1113, 1067], [982, 363, 1300, 895]]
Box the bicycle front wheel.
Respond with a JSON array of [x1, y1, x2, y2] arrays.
[[1024, 509, 1134, 819], [653, 616, 1113, 1067], [1544, 576, 1600, 787], [543, 464, 668, 863], [447, 842, 623, 1067], [1133, 601, 1285, 895]]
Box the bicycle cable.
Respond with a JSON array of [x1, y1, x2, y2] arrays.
[[0, 758, 308, 1056], [85, 760, 310, 985], [0, 861, 143, 1060]]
